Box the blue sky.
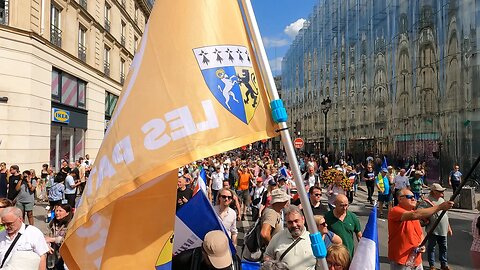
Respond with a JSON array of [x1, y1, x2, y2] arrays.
[[251, 0, 318, 75]]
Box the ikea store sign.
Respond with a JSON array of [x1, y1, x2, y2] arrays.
[[52, 108, 70, 124]]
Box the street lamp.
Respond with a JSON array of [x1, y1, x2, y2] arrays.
[[321, 96, 332, 154]]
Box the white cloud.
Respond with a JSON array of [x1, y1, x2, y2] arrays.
[[263, 37, 290, 48], [284, 18, 307, 39], [269, 57, 283, 75]]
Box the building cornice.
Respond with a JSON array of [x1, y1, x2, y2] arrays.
[[0, 25, 123, 87]]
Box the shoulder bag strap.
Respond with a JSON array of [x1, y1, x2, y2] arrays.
[[423, 198, 435, 207], [1, 225, 28, 268], [279, 236, 302, 261], [326, 231, 333, 242]]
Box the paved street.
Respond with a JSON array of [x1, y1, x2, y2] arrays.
[[28, 187, 476, 269], [236, 184, 477, 269]]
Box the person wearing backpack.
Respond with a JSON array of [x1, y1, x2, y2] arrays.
[[260, 189, 289, 246], [250, 177, 265, 222]]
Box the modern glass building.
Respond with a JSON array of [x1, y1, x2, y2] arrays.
[[282, 0, 480, 181]]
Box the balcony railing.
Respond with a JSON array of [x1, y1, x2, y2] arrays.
[[104, 61, 110, 76], [50, 25, 62, 47], [121, 35, 125, 46], [104, 18, 110, 32], [120, 72, 125, 84], [78, 43, 87, 62], [79, 0, 87, 9], [0, 8, 5, 25]]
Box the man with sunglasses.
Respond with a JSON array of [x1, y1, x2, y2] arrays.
[[214, 188, 238, 245], [418, 184, 452, 270], [388, 188, 453, 270], [309, 186, 327, 215]]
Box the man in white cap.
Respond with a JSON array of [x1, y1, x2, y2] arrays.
[[418, 183, 452, 270], [172, 230, 240, 270], [260, 189, 290, 246]]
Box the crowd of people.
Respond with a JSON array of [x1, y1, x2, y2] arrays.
[[173, 146, 475, 270], [0, 156, 91, 270], [0, 146, 474, 270]]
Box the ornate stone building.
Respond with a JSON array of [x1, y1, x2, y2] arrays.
[[0, 0, 152, 170], [282, 0, 480, 181]]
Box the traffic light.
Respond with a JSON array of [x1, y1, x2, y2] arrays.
[[293, 121, 301, 136]]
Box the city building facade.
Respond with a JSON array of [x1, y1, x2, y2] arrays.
[[0, 0, 152, 171], [282, 0, 480, 181]]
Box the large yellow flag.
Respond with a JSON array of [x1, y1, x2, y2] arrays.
[[60, 1, 276, 269]]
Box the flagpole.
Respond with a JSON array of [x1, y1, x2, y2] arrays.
[[240, 0, 328, 268]]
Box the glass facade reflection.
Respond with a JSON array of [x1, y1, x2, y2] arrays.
[[282, 0, 480, 181]]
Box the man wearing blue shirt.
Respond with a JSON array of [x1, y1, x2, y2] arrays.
[[448, 165, 462, 193], [64, 169, 81, 208], [376, 168, 390, 218]]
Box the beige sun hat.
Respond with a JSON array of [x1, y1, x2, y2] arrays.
[[430, 183, 446, 192], [270, 189, 290, 204]]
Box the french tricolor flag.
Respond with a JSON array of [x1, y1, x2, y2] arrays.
[[350, 205, 380, 270], [279, 166, 292, 179], [193, 168, 207, 195]]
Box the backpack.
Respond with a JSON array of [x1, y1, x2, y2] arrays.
[[242, 218, 263, 262], [251, 186, 265, 205]]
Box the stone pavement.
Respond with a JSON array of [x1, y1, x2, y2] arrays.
[[31, 200, 51, 235]]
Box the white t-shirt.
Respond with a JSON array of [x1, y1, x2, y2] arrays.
[[211, 171, 224, 191], [304, 174, 317, 188], [393, 175, 410, 190], [0, 224, 49, 267], [64, 175, 76, 195], [250, 186, 265, 208]]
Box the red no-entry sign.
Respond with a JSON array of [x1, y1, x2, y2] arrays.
[[294, 138, 304, 149]]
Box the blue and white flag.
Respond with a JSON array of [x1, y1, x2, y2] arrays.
[[194, 168, 207, 195], [350, 205, 380, 270], [173, 190, 235, 256], [382, 156, 388, 170]]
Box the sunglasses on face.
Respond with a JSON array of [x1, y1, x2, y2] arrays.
[[220, 195, 232, 200], [400, 194, 416, 200], [313, 193, 322, 197], [318, 222, 327, 227]]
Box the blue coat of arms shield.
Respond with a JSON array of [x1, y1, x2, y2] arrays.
[[193, 45, 260, 124]]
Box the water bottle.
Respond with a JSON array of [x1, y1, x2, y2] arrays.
[[45, 209, 52, 223], [405, 247, 419, 268], [47, 251, 56, 269]]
